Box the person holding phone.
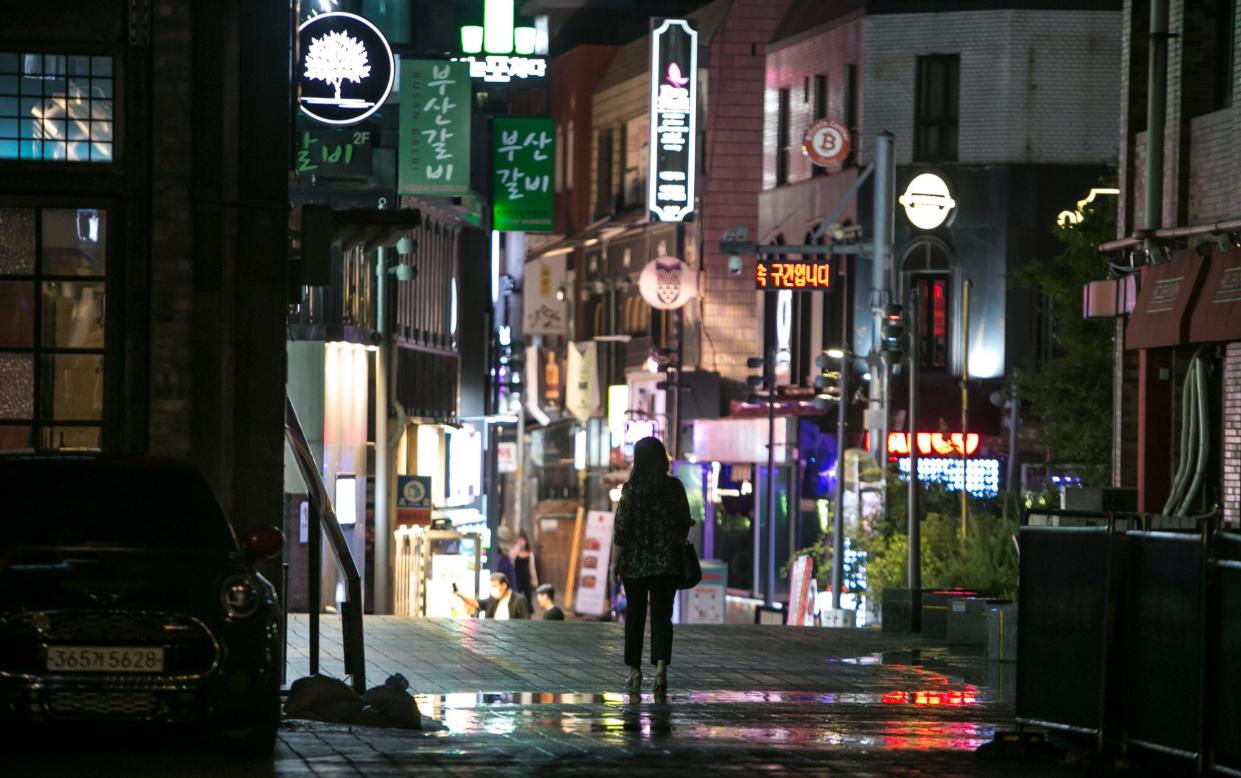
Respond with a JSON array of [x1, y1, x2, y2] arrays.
[[454, 572, 532, 620]]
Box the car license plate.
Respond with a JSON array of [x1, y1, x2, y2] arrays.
[[46, 646, 165, 673]]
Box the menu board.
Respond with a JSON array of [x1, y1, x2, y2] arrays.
[[574, 510, 614, 616]]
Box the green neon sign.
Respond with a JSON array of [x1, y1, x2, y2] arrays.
[[461, 0, 537, 56]]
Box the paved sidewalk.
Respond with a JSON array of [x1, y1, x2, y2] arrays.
[[0, 616, 1070, 777]]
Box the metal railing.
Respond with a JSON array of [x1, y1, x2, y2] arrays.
[[284, 395, 367, 694]]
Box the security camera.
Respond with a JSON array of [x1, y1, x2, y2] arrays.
[[727, 254, 743, 276]]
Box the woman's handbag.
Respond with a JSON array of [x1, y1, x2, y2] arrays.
[[678, 540, 702, 590]]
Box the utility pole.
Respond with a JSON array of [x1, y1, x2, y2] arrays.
[[831, 348, 849, 610], [870, 132, 895, 468], [906, 290, 921, 599], [960, 279, 972, 538]]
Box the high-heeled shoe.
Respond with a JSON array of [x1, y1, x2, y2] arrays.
[[653, 660, 668, 693], [626, 667, 643, 691]]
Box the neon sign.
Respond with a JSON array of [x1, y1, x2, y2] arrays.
[[874, 431, 980, 457], [897, 457, 1000, 498], [755, 261, 832, 290], [456, 0, 547, 83], [648, 19, 698, 223]]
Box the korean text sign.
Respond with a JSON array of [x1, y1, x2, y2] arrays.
[[492, 116, 554, 232], [296, 126, 374, 178], [755, 260, 832, 290], [648, 18, 697, 223], [398, 59, 471, 195]]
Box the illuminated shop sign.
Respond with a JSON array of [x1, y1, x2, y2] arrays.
[[899, 172, 956, 230], [647, 18, 698, 223], [897, 457, 1000, 498], [456, 0, 548, 83], [298, 12, 394, 126], [755, 261, 831, 290], [870, 431, 981, 458], [638, 256, 697, 310]]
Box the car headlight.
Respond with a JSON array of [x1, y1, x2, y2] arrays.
[[220, 575, 260, 619]]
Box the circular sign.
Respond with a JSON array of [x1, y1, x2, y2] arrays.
[[802, 119, 851, 168], [298, 12, 394, 126], [401, 478, 427, 506], [898, 172, 957, 230], [638, 256, 697, 311]]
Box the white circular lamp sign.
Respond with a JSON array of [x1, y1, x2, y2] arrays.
[[899, 172, 957, 230], [638, 256, 697, 310], [298, 12, 394, 126]]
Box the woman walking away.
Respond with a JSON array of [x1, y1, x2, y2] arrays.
[[611, 436, 693, 694]]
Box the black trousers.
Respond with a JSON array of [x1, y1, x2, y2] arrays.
[[623, 575, 678, 667]]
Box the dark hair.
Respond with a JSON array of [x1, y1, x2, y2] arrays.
[[535, 583, 555, 600], [490, 572, 510, 587], [629, 436, 669, 486]]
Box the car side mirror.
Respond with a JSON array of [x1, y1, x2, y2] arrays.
[[243, 526, 284, 559]]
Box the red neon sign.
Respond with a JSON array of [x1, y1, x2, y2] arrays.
[[865, 431, 980, 457]]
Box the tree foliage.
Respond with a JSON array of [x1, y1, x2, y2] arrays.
[[1011, 180, 1117, 486]]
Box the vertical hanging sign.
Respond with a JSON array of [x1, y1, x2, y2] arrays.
[[492, 116, 555, 232], [398, 59, 472, 195], [648, 18, 698, 223]]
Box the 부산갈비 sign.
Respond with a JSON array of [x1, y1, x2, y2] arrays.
[[492, 116, 554, 232], [398, 59, 471, 195], [648, 18, 697, 223]]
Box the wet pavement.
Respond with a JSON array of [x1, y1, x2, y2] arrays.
[[0, 617, 1080, 776]]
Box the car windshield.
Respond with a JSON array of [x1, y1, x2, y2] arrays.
[[0, 461, 238, 552]]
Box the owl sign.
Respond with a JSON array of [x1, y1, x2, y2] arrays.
[[638, 256, 697, 310]]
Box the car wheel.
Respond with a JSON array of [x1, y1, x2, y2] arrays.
[[217, 687, 281, 758]]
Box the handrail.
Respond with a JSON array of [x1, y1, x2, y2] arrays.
[[284, 395, 367, 694]]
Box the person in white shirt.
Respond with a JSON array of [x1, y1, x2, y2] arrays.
[[455, 572, 532, 619]]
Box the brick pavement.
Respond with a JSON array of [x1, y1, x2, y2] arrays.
[[0, 617, 1073, 777]]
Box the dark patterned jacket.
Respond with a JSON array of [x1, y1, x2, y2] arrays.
[[613, 475, 693, 579]]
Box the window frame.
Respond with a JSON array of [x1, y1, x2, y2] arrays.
[[913, 54, 960, 163], [776, 87, 791, 186], [0, 199, 115, 451]]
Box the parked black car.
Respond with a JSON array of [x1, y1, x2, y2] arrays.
[[0, 455, 284, 754]]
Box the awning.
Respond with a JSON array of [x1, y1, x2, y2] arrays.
[[1188, 247, 1241, 344], [1125, 249, 1208, 350]]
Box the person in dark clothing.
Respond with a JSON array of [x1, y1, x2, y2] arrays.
[[454, 572, 532, 619], [610, 436, 693, 694], [494, 526, 517, 587], [535, 583, 564, 620], [510, 531, 539, 604]]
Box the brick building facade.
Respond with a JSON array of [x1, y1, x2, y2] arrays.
[[1109, 0, 1240, 523], [0, 1, 290, 534]]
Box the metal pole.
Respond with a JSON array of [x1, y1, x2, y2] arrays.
[[1143, 0, 1168, 248], [960, 279, 972, 538], [870, 132, 895, 466], [374, 239, 391, 614], [515, 386, 525, 531], [308, 500, 320, 676], [1006, 382, 1020, 494], [831, 348, 848, 610], [765, 351, 777, 609], [906, 291, 921, 598]]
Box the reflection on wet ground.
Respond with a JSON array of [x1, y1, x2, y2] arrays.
[[407, 647, 1014, 756]]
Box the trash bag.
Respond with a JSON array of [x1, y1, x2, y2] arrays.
[[284, 673, 420, 730], [284, 674, 362, 723], [360, 673, 421, 730]]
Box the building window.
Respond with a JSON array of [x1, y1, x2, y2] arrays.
[[622, 114, 649, 208], [0, 53, 115, 163], [776, 87, 790, 186], [914, 54, 959, 162], [844, 64, 858, 164], [595, 128, 613, 218], [1217, 0, 1236, 109], [812, 76, 828, 177], [0, 207, 108, 450], [902, 239, 952, 370]]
